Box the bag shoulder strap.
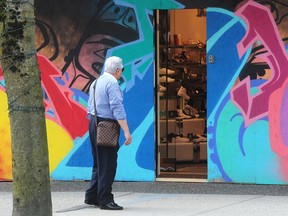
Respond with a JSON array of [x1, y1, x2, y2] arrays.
[[93, 79, 98, 122]]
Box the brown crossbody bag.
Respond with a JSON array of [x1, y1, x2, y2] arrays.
[[93, 79, 120, 147]]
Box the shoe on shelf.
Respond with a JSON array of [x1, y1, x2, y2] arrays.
[[166, 167, 175, 172], [160, 68, 175, 75], [175, 109, 192, 119], [167, 133, 178, 142], [159, 84, 166, 92], [183, 108, 196, 118], [161, 137, 168, 143], [172, 136, 190, 143], [193, 134, 207, 142], [185, 105, 198, 116], [100, 202, 123, 210], [159, 76, 175, 83], [159, 92, 164, 97], [177, 86, 189, 100]]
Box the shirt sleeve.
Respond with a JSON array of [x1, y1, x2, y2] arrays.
[[87, 81, 95, 115], [107, 81, 126, 120]]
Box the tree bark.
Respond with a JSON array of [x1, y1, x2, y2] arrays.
[[0, 1, 52, 215]]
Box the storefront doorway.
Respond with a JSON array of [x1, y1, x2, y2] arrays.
[[156, 9, 207, 180]]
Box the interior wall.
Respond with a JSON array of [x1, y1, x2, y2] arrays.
[[170, 9, 206, 45]]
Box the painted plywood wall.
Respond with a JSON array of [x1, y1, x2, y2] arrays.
[[1, 0, 288, 185]]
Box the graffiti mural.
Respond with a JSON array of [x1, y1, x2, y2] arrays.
[[0, 0, 162, 181], [0, 0, 185, 181], [208, 0, 288, 184], [1, 0, 288, 184]]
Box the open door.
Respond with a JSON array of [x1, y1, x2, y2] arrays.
[[156, 9, 207, 180]]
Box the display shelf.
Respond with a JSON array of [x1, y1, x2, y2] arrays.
[[157, 10, 207, 169], [160, 44, 205, 50], [169, 62, 206, 67]]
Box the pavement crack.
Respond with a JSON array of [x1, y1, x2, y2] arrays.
[[189, 195, 264, 216], [55, 192, 135, 213], [116, 192, 135, 198], [55, 204, 98, 213]]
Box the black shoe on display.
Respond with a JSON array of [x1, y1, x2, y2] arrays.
[[100, 202, 123, 210]]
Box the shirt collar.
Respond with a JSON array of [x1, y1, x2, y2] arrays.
[[103, 72, 117, 80]]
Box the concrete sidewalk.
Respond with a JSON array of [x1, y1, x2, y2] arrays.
[[1, 181, 288, 216], [1, 191, 288, 216]]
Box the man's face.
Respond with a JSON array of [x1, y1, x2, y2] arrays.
[[115, 68, 124, 80]]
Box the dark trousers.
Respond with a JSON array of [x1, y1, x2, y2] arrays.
[[85, 116, 118, 205]]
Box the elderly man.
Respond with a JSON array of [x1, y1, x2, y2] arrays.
[[84, 56, 132, 210]]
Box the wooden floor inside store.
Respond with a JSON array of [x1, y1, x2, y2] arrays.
[[159, 162, 207, 179]]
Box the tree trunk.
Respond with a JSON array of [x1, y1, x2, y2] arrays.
[[0, 1, 52, 215]]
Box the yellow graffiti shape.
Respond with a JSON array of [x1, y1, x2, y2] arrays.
[[0, 90, 12, 180], [0, 90, 74, 179], [46, 118, 74, 173]]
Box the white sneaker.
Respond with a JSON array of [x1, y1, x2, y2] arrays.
[[159, 85, 166, 92], [177, 86, 189, 98], [175, 109, 192, 119], [159, 76, 175, 83], [160, 68, 175, 75]]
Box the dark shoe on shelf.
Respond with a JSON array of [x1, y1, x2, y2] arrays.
[[84, 200, 99, 207], [100, 202, 123, 210]]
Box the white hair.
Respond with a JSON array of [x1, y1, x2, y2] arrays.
[[104, 56, 123, 74]]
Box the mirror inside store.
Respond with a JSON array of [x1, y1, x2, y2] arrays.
[[156, 9, 207, 179]]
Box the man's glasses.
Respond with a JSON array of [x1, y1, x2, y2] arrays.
[[116, 68, 124, 73]]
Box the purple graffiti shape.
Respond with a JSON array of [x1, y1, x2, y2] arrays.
[[231, 0, 288, 126]]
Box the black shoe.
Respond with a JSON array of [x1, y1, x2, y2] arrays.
[[100, 202, 123, 210], [84, 200, 99, 207]]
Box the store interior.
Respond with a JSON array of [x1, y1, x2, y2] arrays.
[[156, 9, 207, 179]]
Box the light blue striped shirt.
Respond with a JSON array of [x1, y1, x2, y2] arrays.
[[88, 72, 126, 120], [87, 80, 96, 116]]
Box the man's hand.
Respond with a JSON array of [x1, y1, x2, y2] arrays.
[[118, 119, 132, 145], [124, 132, 132, 145]]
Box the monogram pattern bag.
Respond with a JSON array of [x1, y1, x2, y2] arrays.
[[96, 120, 120, 147], [93, 79, 120, 147]]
